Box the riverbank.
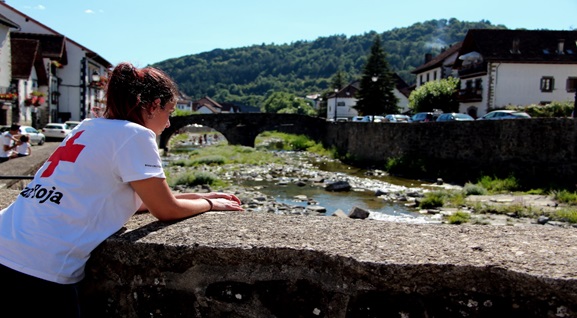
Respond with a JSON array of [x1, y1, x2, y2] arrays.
[[1, 141, 574, 228]]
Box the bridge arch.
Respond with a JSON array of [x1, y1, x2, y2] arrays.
[[159, 113, 329, 150]]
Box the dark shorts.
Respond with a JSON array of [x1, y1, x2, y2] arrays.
[[0, 157, 9, 163], [17, 153, 29, 157], [0, 263, 81, 317]]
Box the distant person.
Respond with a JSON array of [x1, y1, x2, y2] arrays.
[[15, 135, 32, 157], [0, 62, 243, 317], [0, 124, 19, 163]]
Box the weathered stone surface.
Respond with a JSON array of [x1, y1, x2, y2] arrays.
[[79, 212, 577, 317]]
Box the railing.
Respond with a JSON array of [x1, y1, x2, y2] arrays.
[[458, 61, 487, 77], [457, 89, 483, 102]]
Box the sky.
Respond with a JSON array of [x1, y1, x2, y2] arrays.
[[12, 0, 577, 67]]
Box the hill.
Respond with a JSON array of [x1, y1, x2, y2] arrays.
[[152, 18, 506, 107]]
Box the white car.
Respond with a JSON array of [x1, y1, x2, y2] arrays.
[[42, 123, 72, 139], [477, 110, 531, 120], [351, 115, 385, 122], [18, 126, 45, 145], [65, 121, 81, 130]]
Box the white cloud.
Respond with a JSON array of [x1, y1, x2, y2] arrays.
[[22, 5, 45, 10], [84, 9, 95, 14]]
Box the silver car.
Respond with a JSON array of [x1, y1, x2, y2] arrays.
[[18, 126, 45, 145]]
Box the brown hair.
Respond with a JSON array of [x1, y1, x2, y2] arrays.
[[103, 62, 178, 125]]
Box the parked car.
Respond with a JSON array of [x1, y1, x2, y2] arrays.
[[351, 115, 385, 122], [383, 114, 411, 123], [65, 120, 81, 130], [18, 125, 45, 145], [436, 113, 475, 122], [42, 123, 72, 139], [411, 112, 435, 122], [477, 110, 531, 120]]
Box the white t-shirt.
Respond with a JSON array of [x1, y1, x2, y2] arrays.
[[0, 118, 165, 284], [1, 131, 15, 158], [16, 142, 31, 155]]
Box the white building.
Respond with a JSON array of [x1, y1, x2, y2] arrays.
[[412, 42, 462, 89], [0, 2, 111, 125], [453, 29, 577, 117], [327, 75, 411, 121]]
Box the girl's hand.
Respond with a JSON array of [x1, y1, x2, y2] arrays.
[[203, 192, 242, 205], [209, 198, 244, 211]]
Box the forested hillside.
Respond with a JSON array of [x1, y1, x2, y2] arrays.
[[153, 18, 506, 107]]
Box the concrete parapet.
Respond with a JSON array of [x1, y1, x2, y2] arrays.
[[82, 212, 577, 317]]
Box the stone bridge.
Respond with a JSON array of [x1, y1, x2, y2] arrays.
[[159, 113, 328, 149]]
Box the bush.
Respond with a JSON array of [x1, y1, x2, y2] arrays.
[[552, 209, 577, 223], [419, 191, 445, 209], [463, 182, 488, 195], [552, 190, 577, 205], [476, 175, 520, 193], [447, 211, 471, 224], [168, 171, 222, 188]]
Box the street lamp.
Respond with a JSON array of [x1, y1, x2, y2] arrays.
[[370, 75, 379, 122], [334, 88, 338, 121], [91, 71, 100, 83]]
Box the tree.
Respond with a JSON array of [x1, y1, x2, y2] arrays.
[[331, 70, 346, 90], [408, 77, 460, 113], [261, 91, 316, 115], [354, 36, 399, 117]]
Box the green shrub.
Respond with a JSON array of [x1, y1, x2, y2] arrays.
[[476, 175, 520, 193], [463, 182, 488, 195], [419, 191, 445, 209], [168, 171, 223, 188], [552, 190, 577, 205], [551, 209, 577, 223], [447, 211, 471, 224]]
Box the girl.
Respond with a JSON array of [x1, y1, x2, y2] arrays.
[[0, 62, 243, 317]]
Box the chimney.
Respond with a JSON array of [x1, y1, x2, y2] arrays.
[[425, 53, 432, 63], [557, 39, 565, 54]]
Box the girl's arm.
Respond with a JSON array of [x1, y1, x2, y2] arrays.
[[130, 177, 243, 221]]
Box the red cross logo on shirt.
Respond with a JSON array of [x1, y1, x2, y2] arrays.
[[41, 130, 86, 178]]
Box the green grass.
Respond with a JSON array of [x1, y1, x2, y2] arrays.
[[255, 131, 337, 158], [551, 209, 577, 223], [552, 190, 577, 205], [475, 175, 521, 193], [167, 171, 226, 188]]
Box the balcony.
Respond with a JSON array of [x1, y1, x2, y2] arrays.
[[457, 89, 483, 103], [458, 61, 487, 78]]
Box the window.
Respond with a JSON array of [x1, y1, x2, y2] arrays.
[[475, 79, 483, 90], [337, 101, 345, 107], [541, 77, 554, 92], [567, 77, 577, 92], [433, 71, 437, 80]]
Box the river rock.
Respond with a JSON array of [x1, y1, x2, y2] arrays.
[[332, 209, 348, 218], [325, 181, 351, 192], [307, 205, 326, 213], [348, 206, 369, 219]]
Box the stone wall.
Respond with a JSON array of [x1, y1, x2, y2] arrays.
[[81, 213, 577, 317], [162, 114, 577, 185], [322, 118, 577, 185]]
